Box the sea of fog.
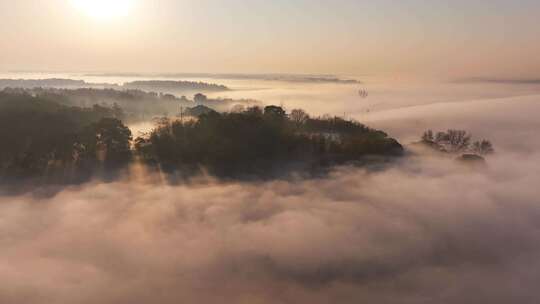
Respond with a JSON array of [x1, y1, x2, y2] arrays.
[[1, 72, 540, 303]]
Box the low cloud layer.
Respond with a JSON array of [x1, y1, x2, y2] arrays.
[[1, 82, 540, 303], [1, 150, 539, 303]]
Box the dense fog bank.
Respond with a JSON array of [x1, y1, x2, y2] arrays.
[[1, 149, 539, 303]]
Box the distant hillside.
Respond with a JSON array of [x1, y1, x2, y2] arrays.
[[0, 78, 230, 94], [123, 80, 229, 93], [0, 78, 97, 89], [86, 73, 362, 84], [1, 87, 260, 122], [453, 77, 540, 85]]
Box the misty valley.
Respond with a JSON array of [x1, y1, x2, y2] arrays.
[[0, 74, 539, 304], [2, 1, 540, 301]]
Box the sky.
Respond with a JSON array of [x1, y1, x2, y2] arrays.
[[1, 0, 539, 78]]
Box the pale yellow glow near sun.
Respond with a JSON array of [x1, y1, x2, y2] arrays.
[[72, 0, 134, 20]]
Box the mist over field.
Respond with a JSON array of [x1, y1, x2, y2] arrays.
[[1, 73, 540, 303]]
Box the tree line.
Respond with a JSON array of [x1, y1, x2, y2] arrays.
[[0, 90, 403, 180], [2, 87, 260, 123]]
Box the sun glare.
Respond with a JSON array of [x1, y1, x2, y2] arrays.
[[72, 0, 134, 20]]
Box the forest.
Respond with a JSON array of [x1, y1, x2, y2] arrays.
[[2, 87, 260, 122], [0, 90, 130, 180], [136, 106, 404, 177], [0, 89, 403, 181]]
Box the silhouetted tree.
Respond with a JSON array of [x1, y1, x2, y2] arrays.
[[290, 109, 309, 129], [434, 129, 471, 152], [245, 106, 263, 117], [435, 131, 449, 143], [230, 104, 245, 113], [422, 130, 434, 142], [472, 140, 495, 155], [447, 130, 471, 151], [185, 105, 216, 117], [420, 129, 494, 157], [194, 93, 208, 104], [264, 106, 286, 121], [81, 118, 133, 164]]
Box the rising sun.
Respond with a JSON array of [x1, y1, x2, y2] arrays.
[[72, 0, 134, 20]]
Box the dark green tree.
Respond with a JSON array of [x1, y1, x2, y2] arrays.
[[80, 118, 133, 164]]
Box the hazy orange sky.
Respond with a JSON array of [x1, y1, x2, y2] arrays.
[[1, 0, 539, 78]]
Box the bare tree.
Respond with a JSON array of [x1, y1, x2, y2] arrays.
[[446, 129, 471, 152], [421, 130, 434, 142], [422, 129, 494, 156], [435, 131, 449, 143], [290, 109, 310, 129], [473, 140, 495, 155], [433, 129, 471, 152]]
